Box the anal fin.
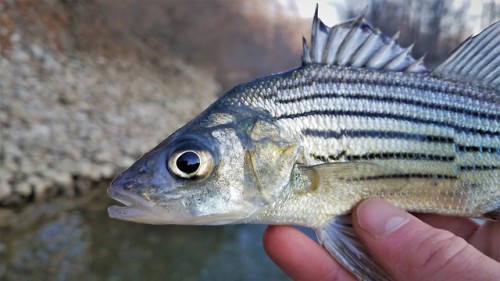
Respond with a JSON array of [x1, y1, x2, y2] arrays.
[[316, 215, 393, 281]]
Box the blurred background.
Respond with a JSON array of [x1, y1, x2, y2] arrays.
[[0, 0, 498, 280]]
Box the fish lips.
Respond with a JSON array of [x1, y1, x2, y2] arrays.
[[107, 185, 161, 223]]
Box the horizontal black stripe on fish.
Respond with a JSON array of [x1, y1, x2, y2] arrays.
[[274, 91, 498, 120], [458, 165, 500, 171], [277, 110, 500, 136], [347, 153, 455, 162], [302, 129, 455, 143], [310, 152, 455, 162], [338, 173, 458, 181], [273, 67, 497, 104], [457, 145, 500, 154]]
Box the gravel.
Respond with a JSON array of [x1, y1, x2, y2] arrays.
[[0, 33, 220, 206]]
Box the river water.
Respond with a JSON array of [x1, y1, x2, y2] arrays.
[[0, 185, 293, 281]]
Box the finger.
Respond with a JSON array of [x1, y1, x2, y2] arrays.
[[468, 221, 500, 261], [263, 225, 355, 281], [353, 198, 500, 281], [417, 214, 500, 260], [416, 213, 479, 240]]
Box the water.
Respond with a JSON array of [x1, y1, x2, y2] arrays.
[[0, 186, 291, 281]]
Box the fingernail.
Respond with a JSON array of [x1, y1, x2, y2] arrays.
[[356, 198, 409, 237]]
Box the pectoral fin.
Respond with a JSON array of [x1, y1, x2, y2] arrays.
[[300, 162, 409, 192], [316, 216, 392, 281]]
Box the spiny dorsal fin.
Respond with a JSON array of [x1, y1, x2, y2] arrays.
[[302, 5, 427, 73], [433, 21, 500, 89]]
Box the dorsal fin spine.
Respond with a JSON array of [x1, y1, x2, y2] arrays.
[[322, 27, 337, 63], [337, 24, 370, 66], [326, 27, 347, 64], [406, 54, 426, 73], [385, 45, 413, 71], [366, 39, 398, 69], [303, 6, 428, 73], [302, 36, 310, 64], [350, 32, 383, 67]]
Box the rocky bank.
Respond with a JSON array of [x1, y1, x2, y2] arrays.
[[0, 2, 220, 206]]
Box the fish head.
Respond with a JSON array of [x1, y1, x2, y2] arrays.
[[108, 107, 301, 225]]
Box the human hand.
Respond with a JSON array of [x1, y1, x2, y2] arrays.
[[263, 198, 500, 280]]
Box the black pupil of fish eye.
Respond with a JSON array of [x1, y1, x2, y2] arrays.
[[176, 151, 200, 175]]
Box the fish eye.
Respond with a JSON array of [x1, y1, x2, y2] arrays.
[[167, 149, 213, 179]]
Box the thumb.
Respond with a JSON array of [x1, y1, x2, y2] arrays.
[[353, 198, 500, 281]]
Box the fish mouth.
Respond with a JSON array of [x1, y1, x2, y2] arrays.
[[106, 186, 222, 225], [107, 186, 150, 207], [107, 186, 161, 223], [107, 186, 261, 225]]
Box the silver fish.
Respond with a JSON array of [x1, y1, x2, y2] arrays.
[[108, 7, 499, 281]]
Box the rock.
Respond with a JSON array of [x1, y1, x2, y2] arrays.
[[0, 180, 11, 201], [57, 90, 78, 105], [14, 182, 32, 197], [9, 32, 20, 43], [33, 179, 53, 200], [99, 165, 114, 179], [92, 149, 113, 164], [30, 44, 44, 59], [42, 55, 61, 71], [74, 177, 92, 194], [10, 46, 30, 63], [44, 170, 73, 189], [118, 156, 136, 169]]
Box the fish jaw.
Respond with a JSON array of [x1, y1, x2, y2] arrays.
[[107, 174, 265, 225], [107, 184, 167, 224]]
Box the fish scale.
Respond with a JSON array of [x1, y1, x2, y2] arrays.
[[108, 7, 499, 281], [222, 67, 499, 175]]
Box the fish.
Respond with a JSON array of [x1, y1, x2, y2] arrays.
[[107, 6, 500, 281]]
